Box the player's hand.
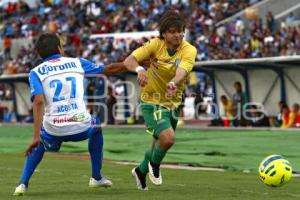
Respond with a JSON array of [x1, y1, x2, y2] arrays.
[[25, 137, 40, 156], [166, 81, 177, 96], [137, 70, 148, 87]]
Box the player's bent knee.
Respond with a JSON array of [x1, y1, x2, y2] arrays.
[[164, 135, 175, 147], [159, 129, 176, 148]]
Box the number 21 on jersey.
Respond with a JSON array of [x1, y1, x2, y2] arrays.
[[50, 76, 76, 102]]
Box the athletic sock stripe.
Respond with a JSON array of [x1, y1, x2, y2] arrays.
[[262, 155, 284, 169]]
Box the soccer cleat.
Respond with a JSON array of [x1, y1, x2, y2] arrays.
[[131, 167, 148, 190], [148, 161, 162, 185], [89, 177, 113, 188], [13, 184, 27, 196], [177, 120, 185, 126]]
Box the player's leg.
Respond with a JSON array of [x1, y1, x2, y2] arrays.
[[54, 118, 111, 188], [14, 128, 62, 196], [131, 103, 157, 190], [148, 107, 178, 185], [138, 138, 155, 174], [87, 118, 112, 187], [132, 137, 155, 190], [14, 143, 45, 196], [148, 128, 175, 185]]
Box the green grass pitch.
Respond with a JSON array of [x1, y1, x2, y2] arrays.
[[0, 125, 300, 199]]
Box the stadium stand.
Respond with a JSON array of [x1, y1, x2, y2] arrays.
[[1, 0, 300, 74], [1, 0, 300, 127], [0, 0, 264, 74]]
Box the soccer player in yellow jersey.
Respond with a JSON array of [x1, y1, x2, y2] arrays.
[[124, 10, 197, 190]]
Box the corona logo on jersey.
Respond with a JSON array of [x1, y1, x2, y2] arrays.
[[258, 155, 292, 187], [37, 62, 78, 75]]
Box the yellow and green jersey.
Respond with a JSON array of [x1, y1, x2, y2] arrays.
[[131, 38, 197, 109]]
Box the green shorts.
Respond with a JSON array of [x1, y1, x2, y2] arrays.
[[140, 101, 179, 139]]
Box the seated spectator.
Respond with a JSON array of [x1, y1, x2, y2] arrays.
[[3, 106, 17, 123], [280, 104, 291, 128], [246, 105, 270, 127], [220, 95, 234, 127], [272, 101, 286, 127], [294, 111, 300, 128], [24, 109, 33, 123], [282, 103, 300, 128]]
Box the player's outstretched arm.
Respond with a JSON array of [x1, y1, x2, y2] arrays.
[[26, 94, 44, 156], [103, 62, 128, 76], [124, 55, 147, 86]]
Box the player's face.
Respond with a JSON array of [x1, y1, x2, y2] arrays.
[[220, 97, 226, 104], [234, 84, 241, 92], [163, 27, 184, 49]]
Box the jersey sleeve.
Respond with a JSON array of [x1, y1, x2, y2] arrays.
[[131, 39, 159, 62], [29, 70, 44, 101], [78, 57, 105, 74], [179, 46, 197, 73]]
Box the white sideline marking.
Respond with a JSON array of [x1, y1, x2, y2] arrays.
[[111, 160, 300, 177], [110, 160, 225, 172]]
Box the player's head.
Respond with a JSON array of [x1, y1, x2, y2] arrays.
[[220, 95, 228, 104], [292, 103, 300, 112], [234, 81, 242, 92], [282, 104, 289, 114], [107, 86, 113, 96], [35, 33, 63, 59], [278, 100, 285, 106], [158, 10, 185, 48]]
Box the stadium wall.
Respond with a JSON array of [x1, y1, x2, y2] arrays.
[[195, 56, 300, 117], [2, 56, 300, 120], [248, 69, 280, 116], [284, 68, 300, 107]]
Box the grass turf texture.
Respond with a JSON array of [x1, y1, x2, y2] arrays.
[[1, 125, 299, 172], [1, 125, 300, 199], [0, 154, 300, 200]]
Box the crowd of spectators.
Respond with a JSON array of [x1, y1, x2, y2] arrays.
[[0, 0, 265, 75], [1, 0, 260, 39], [2, 0, 300, 126], [1, 1, 300, 75], [192, 12, 300, 60], [275, 101, 300, 128]]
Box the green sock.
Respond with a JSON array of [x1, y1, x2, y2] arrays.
[[139, 148, 152, 174], [151, 142, 167, 165]]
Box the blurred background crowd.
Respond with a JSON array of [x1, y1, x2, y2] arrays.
[[1, 0, 300, 128], [0, 0, 279, 74]]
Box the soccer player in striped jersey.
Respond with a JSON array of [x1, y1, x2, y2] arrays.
[[13, 33, 127, 196], [124, 10, 197, 190]]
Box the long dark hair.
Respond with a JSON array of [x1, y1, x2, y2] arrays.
[[158, 10, 185, 39]]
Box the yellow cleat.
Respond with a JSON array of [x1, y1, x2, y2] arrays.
[[177, 120, 185, 126]]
